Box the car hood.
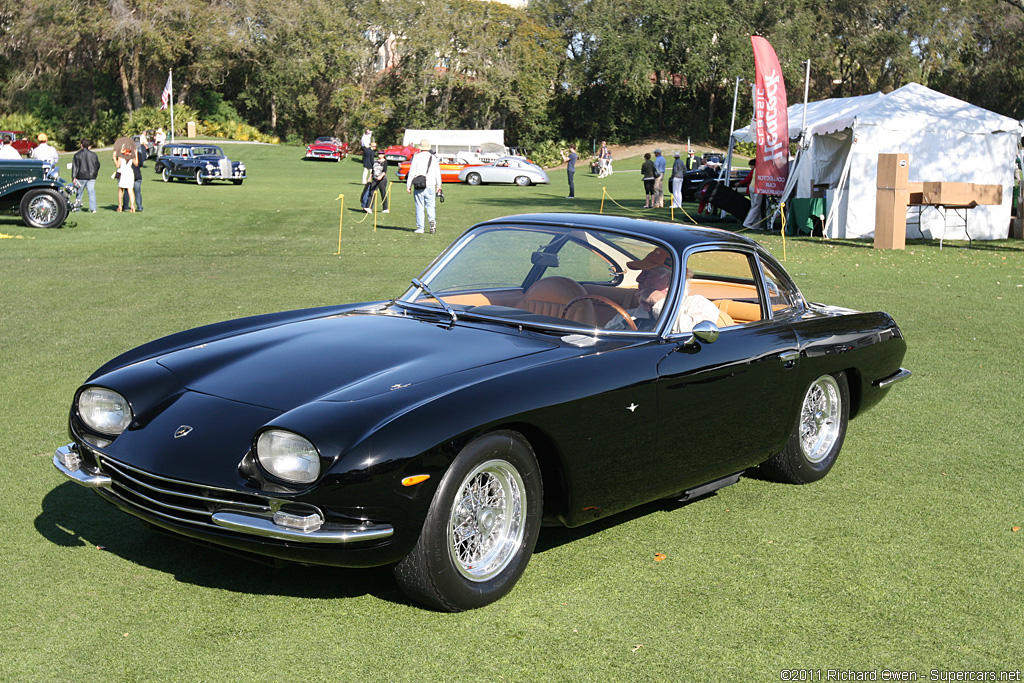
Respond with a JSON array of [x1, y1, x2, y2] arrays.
[[155, 311, 558, 412]]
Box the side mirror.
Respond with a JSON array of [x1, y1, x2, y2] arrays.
[[682, 320, 720, 346]]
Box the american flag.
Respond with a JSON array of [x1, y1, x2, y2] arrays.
[[160, 72, 172, 110]]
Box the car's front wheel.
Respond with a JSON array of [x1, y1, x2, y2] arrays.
[[161, 167, 172, 182], [393, 430, 542, 611], [194, 170, 205, 185], [514, 176, 531, 186], [465, 172, 482, 186], [765, 372, 849, 484], [20, 189, 67, 228]]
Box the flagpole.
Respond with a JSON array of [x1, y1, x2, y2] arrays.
[[169, 70, 175, 143]]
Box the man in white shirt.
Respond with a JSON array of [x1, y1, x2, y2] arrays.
[[0, 133, 21, 159], [405, 139, 442, 234], [606, 247, 720, 333], [31, 133, 59, 166]]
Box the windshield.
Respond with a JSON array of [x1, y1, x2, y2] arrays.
[[395, 223, 674, 334]]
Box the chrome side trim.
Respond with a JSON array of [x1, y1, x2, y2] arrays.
[[212, 512, 394, 544], [53, 445, 111, 488], [874, 367, 912, 389]]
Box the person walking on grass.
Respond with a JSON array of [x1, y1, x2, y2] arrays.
[[406, 139, 442, 234], [560, 144, 578, 199], [641, 153, 657, 208]]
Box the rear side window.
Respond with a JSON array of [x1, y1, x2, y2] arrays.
[[759, 260, 800, 316]]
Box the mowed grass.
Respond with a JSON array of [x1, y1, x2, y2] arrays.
[[2, 142, 1023, 682]]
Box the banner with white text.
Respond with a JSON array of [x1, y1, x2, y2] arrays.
[[751, 36, 789, 196]]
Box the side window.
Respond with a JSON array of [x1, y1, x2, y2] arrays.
[[554, 240, 619, 285], [759, 260, 800, 315], [681, 250, 762, 328]]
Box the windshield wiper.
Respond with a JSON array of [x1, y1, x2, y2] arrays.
[[410, 278, 458, 323]]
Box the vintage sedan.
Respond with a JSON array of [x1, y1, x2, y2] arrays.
[[305, 136, 349, 162], [154, 143, 246, 185], [52, 213, 909, 611], [458, 156, 549, 186], [0, 158, 74, 228]]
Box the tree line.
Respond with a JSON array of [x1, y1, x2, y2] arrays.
[[1, 0, 1021, 151]]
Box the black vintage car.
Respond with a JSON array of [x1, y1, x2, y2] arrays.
[[153, 143, 246, 185], [0, 158, 75, 228], [53, 213, 910, 611]]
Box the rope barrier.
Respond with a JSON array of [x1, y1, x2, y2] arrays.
[[599, 187, 700, 224]]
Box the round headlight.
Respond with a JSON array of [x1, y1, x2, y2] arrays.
[[256, 430, 320, 484], [78, 387, 133, 436]]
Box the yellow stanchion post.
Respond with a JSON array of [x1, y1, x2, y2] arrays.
[[334, 194, 344, 255], [600, 188, 606, 214]]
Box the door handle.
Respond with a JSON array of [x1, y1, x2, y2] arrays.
[[779, 351, 799, 366]]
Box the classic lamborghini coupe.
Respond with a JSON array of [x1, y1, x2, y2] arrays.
[[53, 213, 910, 611]]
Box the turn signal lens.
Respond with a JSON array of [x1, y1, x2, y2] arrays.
[[401, 474, 431, 487]]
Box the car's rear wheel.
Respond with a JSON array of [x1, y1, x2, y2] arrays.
[[465, 172, 482, 186], [393, 430, 542, 611], [514, 176, 531, 186], [195, 170, 204, 185], [161, 167, 171, 182], [232, 179, 243, 185], [765, 372, 849, 484], [20, 189, 67, 228]]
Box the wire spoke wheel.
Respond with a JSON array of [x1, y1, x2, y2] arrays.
[[799, 375, 842, 463], [447, 459, 525, 581]]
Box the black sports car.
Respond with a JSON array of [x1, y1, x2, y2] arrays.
[[154, 143, 246, 185], [53, 213, 910, 611]]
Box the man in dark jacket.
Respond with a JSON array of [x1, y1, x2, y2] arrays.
[[71, 139, 100, 212]]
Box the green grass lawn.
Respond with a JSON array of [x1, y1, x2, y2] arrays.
[[2, 143, 1023, 682]]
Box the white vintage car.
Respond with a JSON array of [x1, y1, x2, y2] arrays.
[[457, 156, 549, 186]]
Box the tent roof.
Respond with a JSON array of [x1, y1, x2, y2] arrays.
[[733, 83, 1022, 142]]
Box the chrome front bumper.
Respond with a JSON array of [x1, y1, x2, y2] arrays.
[[53, 443, 393, 544], [873, 367, 912, 389]]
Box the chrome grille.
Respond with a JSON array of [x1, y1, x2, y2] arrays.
[[218, 158, 231, 176], [97, 454, 270, 531]]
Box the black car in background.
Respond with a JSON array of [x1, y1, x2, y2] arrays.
[[154, 143, 246, 185]]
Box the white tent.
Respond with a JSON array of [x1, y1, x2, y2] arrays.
[[733, 83, 1023, 240]]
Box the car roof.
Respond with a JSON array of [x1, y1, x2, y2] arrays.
[[475, 212, 762, 254]]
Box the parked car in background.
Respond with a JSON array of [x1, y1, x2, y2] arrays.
[[305, 137, 349, 162], [0, 131, 39, 157], [154, 143, 246, 185], [395, 155, 482, 183], [681, 167, 748, 202], [0, 158, 74, 228], [458, 156, 549, 186], [381, 144, 418, 164], [51, 212, 910, 611]]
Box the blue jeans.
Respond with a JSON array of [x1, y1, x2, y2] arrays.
[[414, 188, 436, 231], [121, 179, 143, 211], [76, 179, 96, 212]]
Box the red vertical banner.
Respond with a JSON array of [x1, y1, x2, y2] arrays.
[[751, 36, 789, 196]]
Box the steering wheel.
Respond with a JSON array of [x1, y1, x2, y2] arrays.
[[561, 295, 637, 331]]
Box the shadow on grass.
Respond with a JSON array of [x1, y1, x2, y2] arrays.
[[36, 482, 408, 606]]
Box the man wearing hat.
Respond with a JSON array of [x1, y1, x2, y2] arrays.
[[651, 149, 665, 208], [606, 247, 719, 332], [31, 133, 59, 166], [405, 139, 442, 234]]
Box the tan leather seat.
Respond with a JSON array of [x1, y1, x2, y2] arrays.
[[515, 277, 594, 323]]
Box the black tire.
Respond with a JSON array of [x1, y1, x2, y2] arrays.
[[20, 189, 68, 228], [465, 172, 482, 186], [514, 176, 531, 186], [195, 169, 204, 185], [764, 372, 849, 484], [161, 167, 171, 182], [392, 430, 542, 611], [232, 179, 243, 185]]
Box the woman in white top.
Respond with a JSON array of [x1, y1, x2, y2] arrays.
[[116, 148, 136, 212]]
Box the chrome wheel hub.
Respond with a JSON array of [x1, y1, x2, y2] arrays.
[[448, 459, 525, 582], [28, 195, 58, 225], [799, 375, 841, 463]]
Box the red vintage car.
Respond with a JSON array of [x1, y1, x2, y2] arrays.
[[1, 131, 38, 157], [395, 156, 482, 183], [304, 137, 349, 162], [381, 144, 418, 163]]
